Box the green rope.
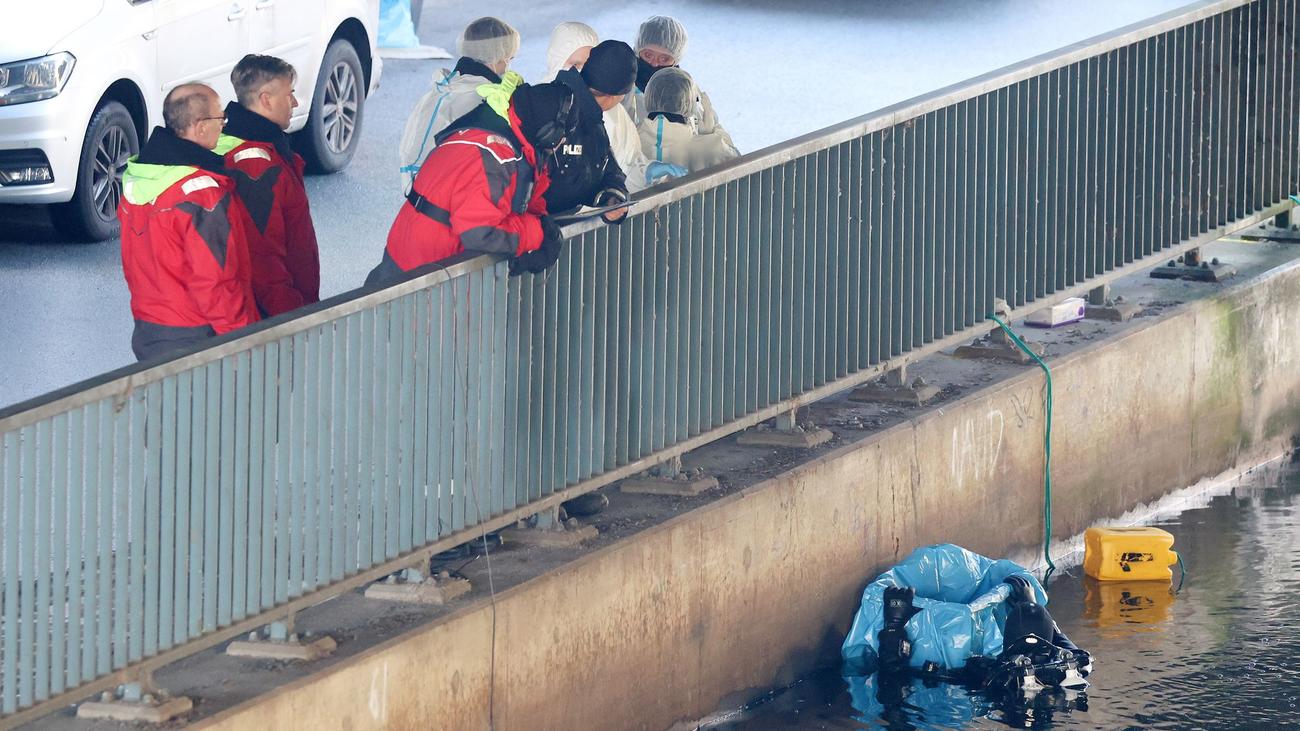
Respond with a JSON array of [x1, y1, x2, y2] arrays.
[[988, 313, 1056, 572]]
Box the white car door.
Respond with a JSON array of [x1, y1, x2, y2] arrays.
[[251, 0, 316, 76], [155, 0, 251, 101]]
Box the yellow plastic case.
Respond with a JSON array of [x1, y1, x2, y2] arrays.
[[1083, 526, 1179, 581]]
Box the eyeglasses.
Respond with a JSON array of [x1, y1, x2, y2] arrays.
[[198, 116, 227, 125]]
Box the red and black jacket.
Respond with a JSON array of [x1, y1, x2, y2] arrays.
[[370, 101, 550, 283], [119, 127, 260, 345], [220, 102, 321, 316]]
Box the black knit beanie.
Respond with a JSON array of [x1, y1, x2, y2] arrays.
[[511, 82, 576, 149], [580, 40, 637, 96]]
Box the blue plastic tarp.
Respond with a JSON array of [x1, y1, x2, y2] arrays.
[[378, 0, 419, 48], [841, 544, 1046, 671]]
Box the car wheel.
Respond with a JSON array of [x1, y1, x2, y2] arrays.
[[296, 39, 365, 174], [50, 101, 138, 242], [409, 0, 424, 31]]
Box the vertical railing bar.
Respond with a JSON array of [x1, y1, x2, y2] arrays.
[[3, 429, 20, 712], [397, 295, 417, 553], [341, 313, 359, 574], [321, 324, 338, 581], [299, 329, 320, 593], [156, 378, 177, 654], [49, 413, 68, 694], [169, 372, 191, 650], [19, 425, 38, 702], [287, 331, 309, 597], [244, 348, 266, 621], [381, 298, 402, 561], [590, 229, 610, 475]]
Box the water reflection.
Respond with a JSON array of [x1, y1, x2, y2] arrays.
[[1082, 578, 1177, 630], [843, 673, 1087, 730], [703, 463, 1300, 729]]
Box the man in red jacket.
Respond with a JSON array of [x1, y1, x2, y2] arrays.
[[119, 83, 260, 361], [218, 54, 321, 316], [366, 80, 575, 285]]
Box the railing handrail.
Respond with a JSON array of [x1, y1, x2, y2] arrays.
[[0, 0, 1243, 434]]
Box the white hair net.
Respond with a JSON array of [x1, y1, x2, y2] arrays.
[[543, 22, 599, 82], [635, 16, 688, 60], [457, 17, 520, 66], [644, 67, 696, 119]]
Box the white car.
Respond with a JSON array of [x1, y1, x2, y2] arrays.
[[0, 0, 382, 241]]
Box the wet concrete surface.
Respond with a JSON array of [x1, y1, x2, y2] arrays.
[[0, 0, 1189, 409]]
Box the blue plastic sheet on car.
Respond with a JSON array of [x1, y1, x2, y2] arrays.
[[378, 0, 419, 48], [841, 544, 1047, 671]]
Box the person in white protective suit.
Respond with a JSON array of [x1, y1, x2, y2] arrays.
[[541, 21, 599, 82], [637, 68, 738, 178], [623, 15, 724, 139], [397, 17, 520, 190]]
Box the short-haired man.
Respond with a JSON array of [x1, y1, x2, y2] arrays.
[[119, 83, 260, 361], [218, 54, 321, 317]]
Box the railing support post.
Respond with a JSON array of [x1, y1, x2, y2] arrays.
[[1150, 246, 1236, 283], [364, 565, 472, 606], [1083, 283, 1138, 322], [225, 611, 337, 662], [621, 454, 720, 496], [500, 504, 599, 548], [852, 362, 942, 406], [737, 406, 834, 449], [954, 306, 1047, 365], [74, 668, 193, 724]]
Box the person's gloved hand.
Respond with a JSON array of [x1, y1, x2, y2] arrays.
[[645, 161, 688, 187], [509, 215, 565, 276], [598, 188, 629, 225]]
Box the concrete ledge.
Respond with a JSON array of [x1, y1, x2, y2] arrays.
[[182, 256, 1300, 731]]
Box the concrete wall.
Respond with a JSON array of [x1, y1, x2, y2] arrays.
[[195, 260, 1300, 731]]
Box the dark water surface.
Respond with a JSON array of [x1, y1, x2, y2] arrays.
[[704, 463, 1300, 730]]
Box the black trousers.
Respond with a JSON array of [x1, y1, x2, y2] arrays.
[[131, 320, 215, 362]]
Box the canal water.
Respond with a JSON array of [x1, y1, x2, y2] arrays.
[[702, 462, 1300, 730]]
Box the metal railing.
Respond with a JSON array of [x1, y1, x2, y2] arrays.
[[2, 0, 1296, 722]]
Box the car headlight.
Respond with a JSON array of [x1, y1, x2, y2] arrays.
[[0, 53, 76, 107]]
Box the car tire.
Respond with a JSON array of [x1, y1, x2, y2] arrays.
[[50, 101, 138, 242], [409, 0, 424, 31], [296, 39, 366, 174]]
